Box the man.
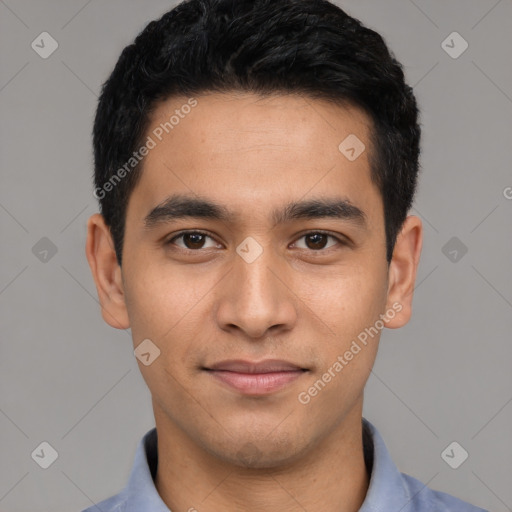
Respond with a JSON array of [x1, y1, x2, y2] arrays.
[[84, 0, 488, 510]]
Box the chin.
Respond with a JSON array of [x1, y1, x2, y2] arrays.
[[207, 431, 309, 470]]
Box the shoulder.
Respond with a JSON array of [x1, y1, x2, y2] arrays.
[[80, 427, 160, 512], [81, 493, 126, 512], [400, 472, 489, 512]]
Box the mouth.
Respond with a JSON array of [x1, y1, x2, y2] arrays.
[[203, 359, 309, 395]]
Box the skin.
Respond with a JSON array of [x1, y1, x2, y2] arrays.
[[86, 92, 422, 512]]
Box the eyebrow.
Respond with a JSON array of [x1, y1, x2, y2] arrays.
[[143, 194, 367, 230]]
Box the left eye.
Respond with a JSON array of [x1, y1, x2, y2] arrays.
[[292, 233, 339, 251]]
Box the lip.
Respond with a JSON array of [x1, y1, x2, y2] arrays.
[[207, 359, 306, 373], [204, 359, 308, 395]]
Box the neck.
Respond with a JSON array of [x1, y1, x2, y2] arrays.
[[153, 404, 371, 512]]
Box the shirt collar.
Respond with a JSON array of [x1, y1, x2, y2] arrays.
[[118, 426, 169, 511], [359, 418, 414, 511], [118, 417, 415, 511]]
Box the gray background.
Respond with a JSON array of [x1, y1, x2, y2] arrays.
[[1, 0, 511, 511]]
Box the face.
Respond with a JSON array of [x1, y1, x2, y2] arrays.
[[86, 92, 421, 468]]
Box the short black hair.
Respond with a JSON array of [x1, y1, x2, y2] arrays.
[[92, 0, 421, 266]]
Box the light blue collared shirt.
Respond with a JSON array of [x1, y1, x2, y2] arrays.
[[82, 418, 488, 511]]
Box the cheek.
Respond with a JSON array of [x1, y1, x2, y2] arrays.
[[123, 261, 203, 341], [124, 272, 201, 401], [298, 261, 388, 337], [123, 264, 219, 394], [298, 277, 385, 414]]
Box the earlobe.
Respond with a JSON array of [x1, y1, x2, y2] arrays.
[[384, 215, 423, 329], [85, 213, 130, 330]]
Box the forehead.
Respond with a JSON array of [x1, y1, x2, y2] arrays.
[[127, 92, 382, 228], [149, 92, 371, 154]]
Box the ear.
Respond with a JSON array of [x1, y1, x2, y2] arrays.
[[384, 215, 423, 329], [85, 213, 130, 330]]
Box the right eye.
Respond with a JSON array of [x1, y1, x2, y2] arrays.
[[166, 231, 222, 251]]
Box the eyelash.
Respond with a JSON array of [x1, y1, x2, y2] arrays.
[[165, 230, 346, 252]]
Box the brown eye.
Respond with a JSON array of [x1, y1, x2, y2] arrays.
[[182, 233, 206, 249], [293, 232, 340, 251], [305, 233, 329, 250], [167, 231, 219, 250]]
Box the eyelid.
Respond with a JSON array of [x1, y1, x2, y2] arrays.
[[166, 230, 220, 248], [289, 230, 347, 250]]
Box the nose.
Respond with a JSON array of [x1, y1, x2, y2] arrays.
[[214, 242, 298, 340]]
